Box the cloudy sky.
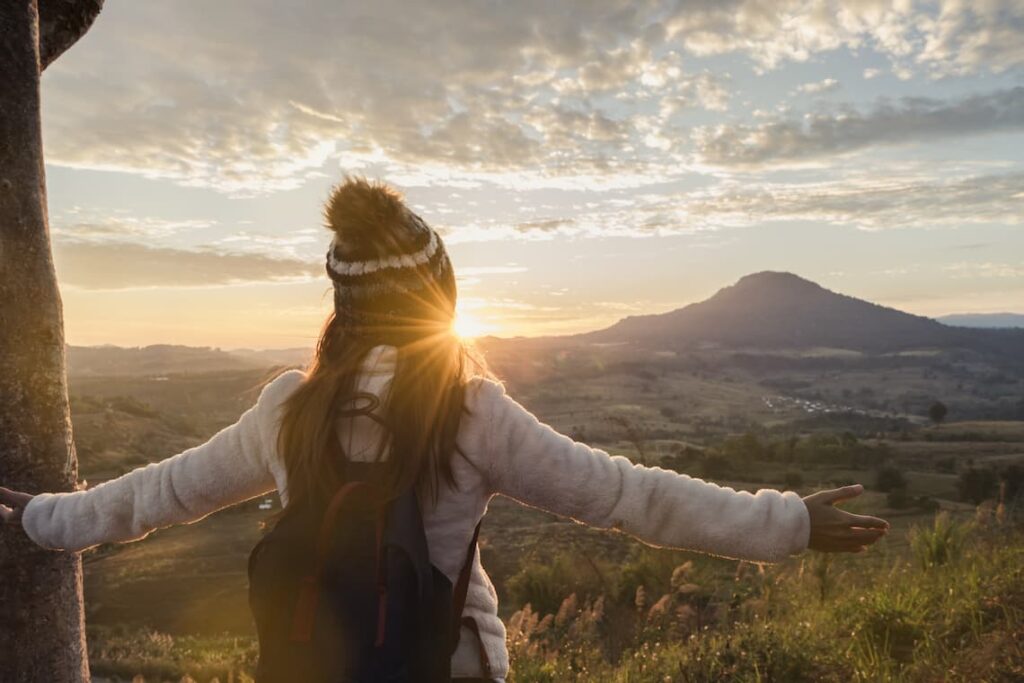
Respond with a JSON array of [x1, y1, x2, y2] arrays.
[[42, 0, 1024, 349]]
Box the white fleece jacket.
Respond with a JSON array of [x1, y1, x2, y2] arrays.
[[22, 345, 810, 680]]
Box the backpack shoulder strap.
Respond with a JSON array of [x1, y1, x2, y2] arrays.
[[450, 520, 480, 636], [449, 521, 492, 676]]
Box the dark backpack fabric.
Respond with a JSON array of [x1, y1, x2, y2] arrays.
[[248, 455, 486, 682]]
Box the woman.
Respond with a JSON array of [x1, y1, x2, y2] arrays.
[[1, 176, 889, 682]]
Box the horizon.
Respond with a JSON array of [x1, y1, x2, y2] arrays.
[[64, 270, 1024, 351], [43, 1, 1024, 349]]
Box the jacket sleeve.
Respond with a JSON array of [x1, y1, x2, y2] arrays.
[[475, 380, 810, 563], [21, 369, 305, 552]]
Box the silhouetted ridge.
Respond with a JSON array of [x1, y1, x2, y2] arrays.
[[582, 271, 1022, 358]]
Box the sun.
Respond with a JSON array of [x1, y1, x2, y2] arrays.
[[452, 311, 490, 339]]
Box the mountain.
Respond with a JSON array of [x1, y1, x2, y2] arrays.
[[582, 271, 1024, 359], [938, 313, 1024, 329]]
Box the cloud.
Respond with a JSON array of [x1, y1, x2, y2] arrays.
[[456, 264, 529, 288], [51, 210, 215, 240], [914, 0, 1024, 76], [42, 0, 701, 194], [676, 170, 1024, 230], [796, 77, 839, 94], [515, 218, 577, 233], [694, 87, 1024, 166], [208, 228, 322, 260], [943, 262, 1024, 279], [53, 239, 322, 290], [426, 165, 1020, 243], [37, 0, 1024, 196], [664, 0, 1024, 76]]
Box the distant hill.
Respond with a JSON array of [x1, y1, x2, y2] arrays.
[[938, 313, 1024, 329], [67, 344, 313, 377], [581, 271, 1024, 360], [227, 347, 313, 368], [67, 344, 262, 377]]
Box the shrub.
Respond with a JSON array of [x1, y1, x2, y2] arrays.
[[958, 467, 999, 504], [700, 453, 732, 478], [1000, 464, 1024, 503], [784, 471, 805, 488], [876, 465, 908, 493], [107, 395, 159, 418], [887, 487, 910, 509], [507, 551, 608, 617]]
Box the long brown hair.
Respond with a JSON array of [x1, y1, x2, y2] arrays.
[[273, 254, 487, 512]]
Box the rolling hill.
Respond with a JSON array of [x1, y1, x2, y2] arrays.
[[66, 344, 310, 378]]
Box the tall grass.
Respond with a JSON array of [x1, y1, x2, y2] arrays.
[[908, 511, 967, 570], [504, 513, 1024, 682], [89, 513, 1023, 682]]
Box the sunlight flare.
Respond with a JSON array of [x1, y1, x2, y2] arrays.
[[452, 310, 491, 339]]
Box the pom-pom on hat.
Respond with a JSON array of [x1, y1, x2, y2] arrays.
[[324, 175, 455, 339]]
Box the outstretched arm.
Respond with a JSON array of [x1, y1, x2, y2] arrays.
[[475, 381, 885, 563], [2, 369, 304, 553]]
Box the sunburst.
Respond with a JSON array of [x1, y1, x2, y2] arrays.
[[452, 311, 490, 339]]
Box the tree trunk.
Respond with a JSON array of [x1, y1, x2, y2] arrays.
[[0, 1, 90, 681], [38, 0, 105, 70]]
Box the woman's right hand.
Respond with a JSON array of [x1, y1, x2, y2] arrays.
[[802, 484, 889, 553]]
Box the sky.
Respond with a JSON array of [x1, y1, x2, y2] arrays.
[[40, 0, 1024, 349]]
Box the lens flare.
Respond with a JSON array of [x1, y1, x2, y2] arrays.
[[452, 311, 489, 339]]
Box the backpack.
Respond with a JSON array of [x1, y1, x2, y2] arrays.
[[247, 445, 489, 682]]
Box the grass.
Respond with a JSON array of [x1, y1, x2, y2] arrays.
[[909, 511, 968, 570], [503, 515, 1024, 682], [87, 514, 1024, 682]]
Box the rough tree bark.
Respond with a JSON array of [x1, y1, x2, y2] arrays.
[[38, 0, 105, 70], [0, 1, 103, 681]]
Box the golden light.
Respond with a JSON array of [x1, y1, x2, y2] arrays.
[[452, 310, 490, 339]]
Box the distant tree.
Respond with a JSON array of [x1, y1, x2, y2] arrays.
[[1000, 464, 1024, 503], [721, 431, 764, 463], [958, 467, 999, 504], [1, 1, 106, 679], [784, 471, 804, 488], [876, 466, 908, 493], [701, 453, 732, 479], [607, 415, 648, 465], [928, 400, 948, 424], [659, 406, 679, 421], [773, 436, 798, 464], [887, 487, 910, 509]]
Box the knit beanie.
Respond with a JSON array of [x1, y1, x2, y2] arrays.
[[323, 176, 455, 340]]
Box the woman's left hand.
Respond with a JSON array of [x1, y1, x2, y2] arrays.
[[0, 486, 34, 528]]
